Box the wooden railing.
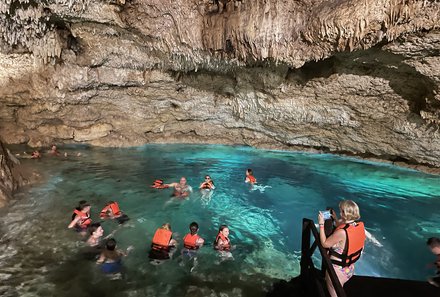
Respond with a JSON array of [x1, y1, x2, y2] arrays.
[[300, 218, 347, 297]]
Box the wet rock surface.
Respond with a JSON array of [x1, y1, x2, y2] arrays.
[[0, 1, 439, 170]]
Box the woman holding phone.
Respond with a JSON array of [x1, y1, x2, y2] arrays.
[[318, 200, 366, 297]]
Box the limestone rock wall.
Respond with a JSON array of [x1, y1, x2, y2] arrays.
[[0, 0, 440, 169], [0, 141, 19, 207]]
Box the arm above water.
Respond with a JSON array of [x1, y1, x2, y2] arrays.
[[68, 216, 80, 228]]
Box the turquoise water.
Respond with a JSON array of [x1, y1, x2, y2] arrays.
[[0, 144, 439, 297]]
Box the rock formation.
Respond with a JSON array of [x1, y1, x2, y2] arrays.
[[0, 140, 19, 207], [0, 0, 439, 169]]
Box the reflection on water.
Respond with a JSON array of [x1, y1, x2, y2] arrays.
[[0, 144, 439, 297]]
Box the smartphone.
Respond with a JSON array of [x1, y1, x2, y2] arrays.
[[321, 210, 331, 220]]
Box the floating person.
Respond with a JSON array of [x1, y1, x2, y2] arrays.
[[151, 179, 170, 189], [199, 175, 215, 190], [199, 175, 215, 203], [149, 223, 177, 264], [31, 150, 41, 159], [68, 202, 92, 235], [181, 222, 204, 271], [245, 168, 257, 184], [100, 201, 130, 224], [96, 238, 133, 278], [427, 237, 440, 287], [318, 200, 366, 297], [166, 177, 193, 198], [214, 224, 233, 261], [86, 223, 104, 247]]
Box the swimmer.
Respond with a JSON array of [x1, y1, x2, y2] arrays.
[[245, 169, 257, 184], [214, 225, 234, 260], [68, 202, 92, 235], [199, 175, 215, 190], [181, 222, 204, 272], [86, 223, 104, 247], [427, 237, 440, 287], [96, 238, 133, 276], [166, 177, 193, 198], [100, 201, 130, 224], [149, 223, 177, 264], [48, 145, 61, 156], [31, 150, 41, 159]]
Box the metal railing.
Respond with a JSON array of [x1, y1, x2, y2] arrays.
[[300, 218, 347, 297]]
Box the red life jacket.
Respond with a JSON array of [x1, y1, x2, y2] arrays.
[[152, 228, 172, 249], [73, 209, 91, 228], [183, 233, 200, 249], [151, 179, 169, 189], [329, 221, 366, 267], [214, 232, 231, 251], [100, 202, 121, 218], [247, 175, 256, 184]]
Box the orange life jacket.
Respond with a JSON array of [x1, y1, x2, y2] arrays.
[[100, 202, 121, 218], [152, 228, 172, 249], [73, 209, 92, 228], [329, 221, 366, 267], [247, 175, 256, 184], [183, 233, 201, 250], [201, 181, 214, 190], [214, 232, 231, 251], [151, 179, 169, 189]]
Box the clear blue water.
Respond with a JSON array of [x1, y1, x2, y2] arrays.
[[0, 144, 439, 297]]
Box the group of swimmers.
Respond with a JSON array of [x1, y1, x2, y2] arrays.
[[67, 169, 258, 276]]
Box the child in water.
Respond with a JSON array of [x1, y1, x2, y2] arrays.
[[96, 238, 133, 276], [245, 169, 257, 184], [214, 225, 234, 261], [427, 237, 440, 287]]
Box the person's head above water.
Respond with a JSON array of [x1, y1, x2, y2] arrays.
[[246, 169, 253, 176], [189, 222, 199, 235], [218, 224, 229, 237], [80, 203, 91, 213], [427, 237, 440, 254], [179, 177, 187, 185], [78, 200, 87, 208], [338, 200, 360, 221], [106, 238, 117, 251], [161, 223, 172, 231], [89, 223, 103, 237]]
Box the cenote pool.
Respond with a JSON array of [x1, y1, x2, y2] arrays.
[[1, 144, 439, 297]]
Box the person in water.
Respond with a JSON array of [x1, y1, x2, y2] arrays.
[[214, 224, 233, 260], [166, 177, 193, 198], [199, 175, 215, 190], [68, 202, 92, 235], [31, 150, 41, 159], [86, 223, 104, 247], [96, 238, 132, 275], [149, 223, 178, 263], [318, 200, 366, 297], [245, 169, 257, 184], [181, 222, 204, 271], [427, 237, 440, 287], [100, 201, 130, 224]]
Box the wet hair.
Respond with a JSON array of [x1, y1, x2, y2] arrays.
[[190, 222, 199, 234], [88, 223, 102, 235], [427, 237, 440, 248], [247, 169, 253, 175], [218, 224, 228, 233], [106, 238, 117, 251], [339, 200, 360, 221], [161, 223, 171, 231], [78, 200, 87, 208], [80, 203, 91, 211]]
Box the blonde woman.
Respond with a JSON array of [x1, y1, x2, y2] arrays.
[[318, 200, 366, 297]]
